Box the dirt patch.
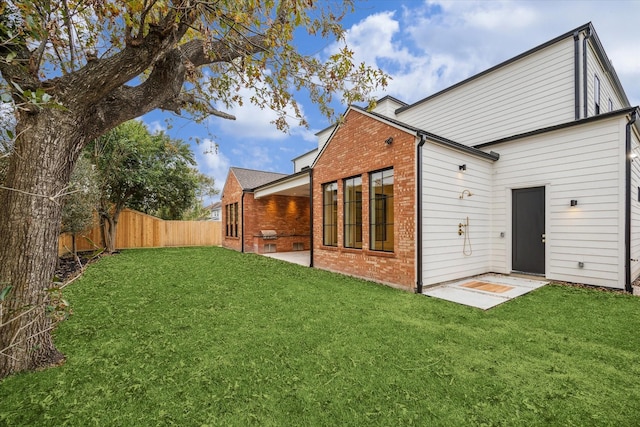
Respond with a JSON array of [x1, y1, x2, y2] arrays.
[[54, 251, 105, 284]]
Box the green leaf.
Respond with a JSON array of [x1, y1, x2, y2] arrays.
[[6, 51, 17, 63], [0, 286, 12, 301]]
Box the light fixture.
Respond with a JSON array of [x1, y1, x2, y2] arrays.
[[570, 199, 578, 207], [459, 164, 467, 171], [384, 137, 394, 145]]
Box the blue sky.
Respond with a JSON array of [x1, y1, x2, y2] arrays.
[[140, 1, 640, 202]]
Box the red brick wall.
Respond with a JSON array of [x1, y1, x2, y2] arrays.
[[312, 109, 417, 290], [245, 195, 310, 253], [221, 171, 243, 252], [222, 170, 311, 253]]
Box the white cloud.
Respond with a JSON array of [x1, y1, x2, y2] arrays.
[[211, 83, 312, 141], [325, 1, 640, 107], [145, 120, 166, 135]]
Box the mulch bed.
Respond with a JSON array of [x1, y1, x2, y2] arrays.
[[54, 251, 107, 284]]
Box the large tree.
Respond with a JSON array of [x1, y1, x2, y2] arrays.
[[0, 0, 386, 378], [88, 120, 204, 252]]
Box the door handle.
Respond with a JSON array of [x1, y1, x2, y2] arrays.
[[541, 233, 546, 243]]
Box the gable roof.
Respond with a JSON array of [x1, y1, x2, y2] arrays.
[[311, 106, 499, 169], [396, 22, 630, 115], [230, 167, 288, 191]]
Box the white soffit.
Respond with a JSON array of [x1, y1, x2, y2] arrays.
[[254, 173, 310, 198]]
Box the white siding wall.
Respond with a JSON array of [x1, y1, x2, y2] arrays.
[[372, 99, 402, 119], [630, 125, 640, 281], [293, 149, 317, 172], [585, 41, 628, 117], [316, 127, 334, 153], [421, 143, 493, 285], [397, 38, 576, 146], [490, 117, 625, 288]]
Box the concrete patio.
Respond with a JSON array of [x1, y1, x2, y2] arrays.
[[261, 250, 310, 267], [423, 274, 548, 310]]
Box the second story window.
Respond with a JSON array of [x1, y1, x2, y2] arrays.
[[594, 75, 601, 115]]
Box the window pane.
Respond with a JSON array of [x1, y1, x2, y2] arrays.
[[323, 182, 338, 246], [344, 176, 362, 249], [370, 169, 394, 252]]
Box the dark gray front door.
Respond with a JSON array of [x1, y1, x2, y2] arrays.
[[512, 187, 545, 275]]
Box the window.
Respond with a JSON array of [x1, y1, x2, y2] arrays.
[[594, 75, 601, 114], [343, 176, 362, 249], [225, 202, 238, 237], [322, 182, 338, 246], [369, 168, 394, 252]]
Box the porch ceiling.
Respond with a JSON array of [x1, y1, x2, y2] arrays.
[[254, 173, 310, 198]]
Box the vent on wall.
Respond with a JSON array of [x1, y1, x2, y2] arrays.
[[293, 242, 304, 251], [264, 244, 276, 253]]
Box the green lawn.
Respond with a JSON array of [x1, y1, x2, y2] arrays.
[[2, 247, 640, 426]]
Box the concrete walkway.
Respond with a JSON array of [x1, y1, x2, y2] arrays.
[[261, 250, 310, 267], [423, 274, 548, 310]]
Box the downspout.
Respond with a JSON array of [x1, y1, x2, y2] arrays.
[[416, 134, 427, 294], [625, 110, 637, 292], [582, 26, 592, 119], [309, 169, 314, 267], [573, 31, 581, 120], [241, 192, 246, 253]]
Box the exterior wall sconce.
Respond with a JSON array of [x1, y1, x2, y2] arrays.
[[385, 137, 394, 145], [459, 164, 467, 171], [570, 200, 578, 207]]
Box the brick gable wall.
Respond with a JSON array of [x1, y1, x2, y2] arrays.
[[312, 109, 417, 290], [222, 172, 311, 253]]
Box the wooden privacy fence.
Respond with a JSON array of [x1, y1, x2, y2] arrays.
[[58, 208, 222, 256]]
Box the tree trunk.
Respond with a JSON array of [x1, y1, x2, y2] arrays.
[[101, 209, 121, 254], [0, 111, 84, 379]]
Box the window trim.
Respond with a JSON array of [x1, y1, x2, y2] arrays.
[[322, 181, 338, 247], [369, 168, 394, 252], [343, 175, 363, 249]]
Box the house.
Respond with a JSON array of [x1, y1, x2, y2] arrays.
[[221, 167, 311, 254], [221, 23, 640, 292], [205, 201, 222, 221]]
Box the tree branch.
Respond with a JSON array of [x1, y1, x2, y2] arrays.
[[159, 94, 236, 120]]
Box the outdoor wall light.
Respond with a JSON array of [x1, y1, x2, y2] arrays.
[[385, 137, 394, 145], [570, 199, 578, 207], [459, 164, 467, 171]]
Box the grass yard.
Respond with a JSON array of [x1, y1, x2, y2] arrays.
[[1, 247, 640, 426]]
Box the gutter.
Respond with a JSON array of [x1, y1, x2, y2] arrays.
[[582, 26, 592, 118], [309, 169, 314, 267], [573, 31, 581, 120], [415, 134, 427, 294], [625, 110, 637, 292]]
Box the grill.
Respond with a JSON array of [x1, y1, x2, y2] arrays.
[[260, 230, 277, 240]]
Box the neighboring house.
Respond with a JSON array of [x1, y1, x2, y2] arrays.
[[206, 201, 222, 221], [221, 23, 640, 293]]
